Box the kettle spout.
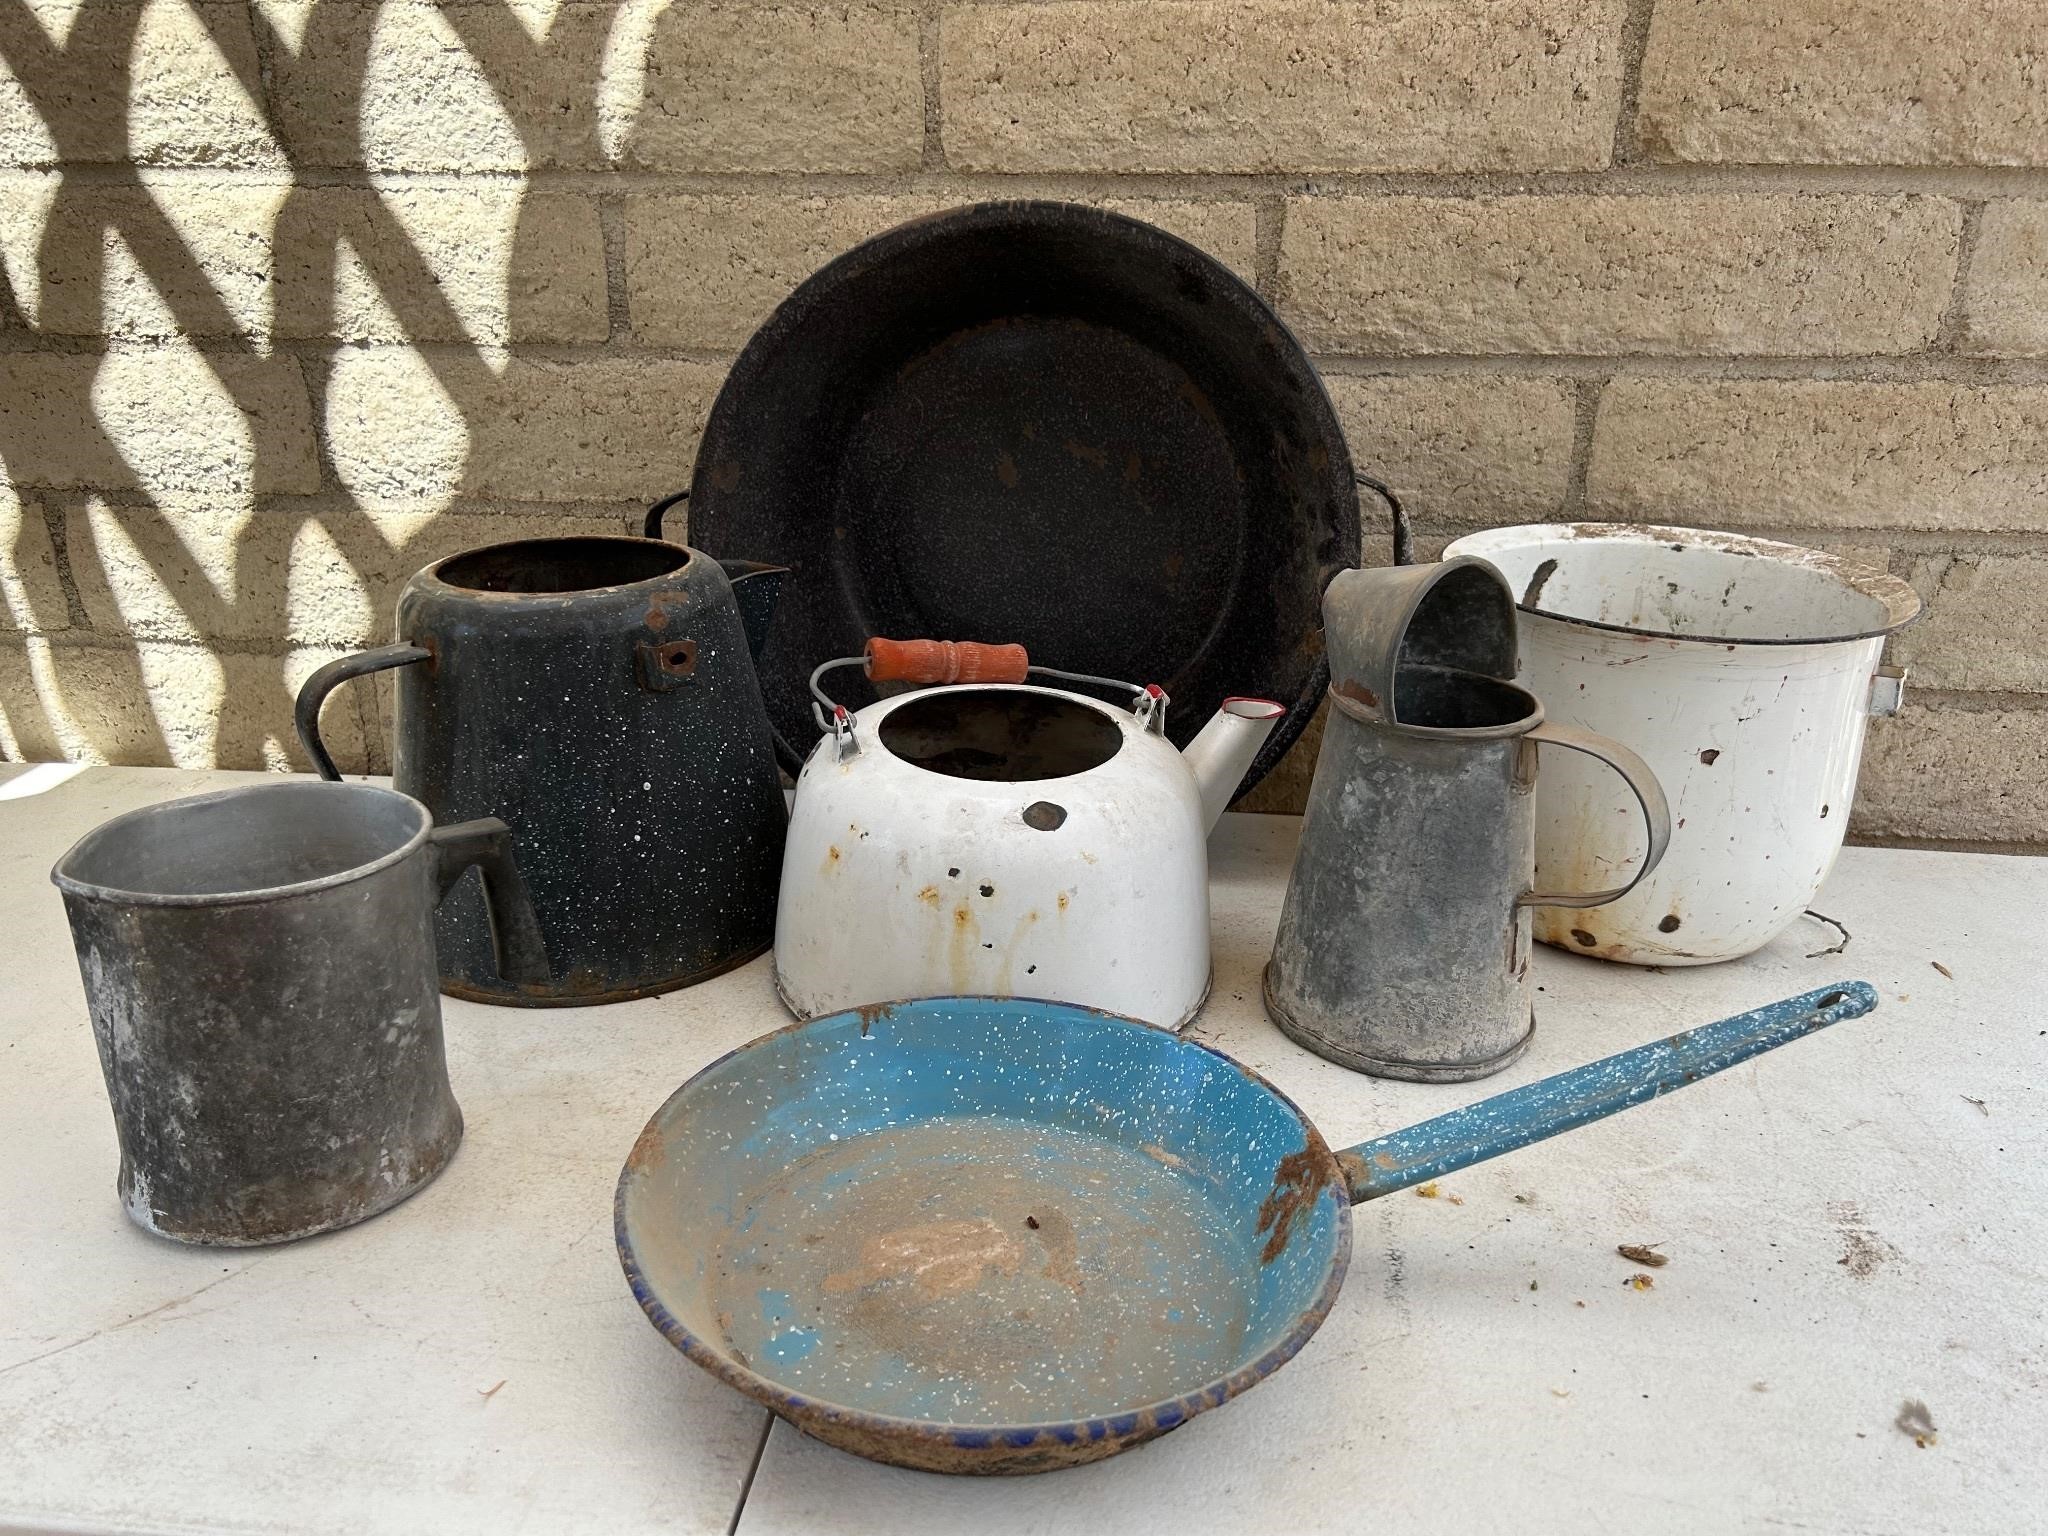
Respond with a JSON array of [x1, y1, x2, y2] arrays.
[[717, 558, 788, 662], [1182, 698, 1285, 834]]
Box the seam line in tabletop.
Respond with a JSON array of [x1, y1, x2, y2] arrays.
[[0, 1257, 278, 1381], [726, 1413, 774, 1536]]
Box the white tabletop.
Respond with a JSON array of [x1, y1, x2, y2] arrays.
[[1, 766, 2041, 1536]]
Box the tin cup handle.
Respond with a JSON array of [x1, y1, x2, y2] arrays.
[[429, 819, 551, 983], [1519, 721, 1672, 910]]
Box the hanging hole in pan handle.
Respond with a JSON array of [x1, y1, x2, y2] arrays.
[[1355, 472, 1413, 568], [865, 638, 1031, 686], [644, 488, 687, 541]]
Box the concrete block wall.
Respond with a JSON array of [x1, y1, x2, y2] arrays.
[[0, 0, 2042, 846]]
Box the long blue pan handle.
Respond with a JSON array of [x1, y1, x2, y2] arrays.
[[1337, 981, 1878, 1205]]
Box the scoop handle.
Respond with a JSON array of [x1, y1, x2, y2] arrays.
[[865, 638, 1030, 685], [1336, 981, 1878, 1205]]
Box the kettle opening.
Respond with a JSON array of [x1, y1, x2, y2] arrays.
[[876, 689, 1125, 783]]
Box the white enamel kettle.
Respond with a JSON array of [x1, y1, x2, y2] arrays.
[[773, 638, 1283, 1028]]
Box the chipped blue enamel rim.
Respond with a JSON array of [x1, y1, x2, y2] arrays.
[[615, 981, 1874, 1473], [614, 999, 1355, 1473]]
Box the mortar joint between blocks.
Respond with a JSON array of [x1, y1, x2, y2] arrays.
[[1561, 377, 1605, 516], [1934, 200, 1988, 354], [919, 4, 948, 173], [599, 194, 632, 343], [1609, 0, 1660, 168]]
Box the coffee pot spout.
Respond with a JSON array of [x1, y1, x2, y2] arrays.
[[1182, 698, 1286, 833], [717, 559, 789, 662]]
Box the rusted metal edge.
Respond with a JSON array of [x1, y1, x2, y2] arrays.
[[1453, 524, 1924, 646], [768, 967, 1218, 1033], [410, 534, 697, 607]]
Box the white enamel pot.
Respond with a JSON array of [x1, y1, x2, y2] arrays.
[[772, 639, 1283, 1027], [1441, 525, 1920, 965]]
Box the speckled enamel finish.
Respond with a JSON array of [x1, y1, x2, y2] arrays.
[[615, 983, 1875, 1474], [388, 538, 788, 1004]]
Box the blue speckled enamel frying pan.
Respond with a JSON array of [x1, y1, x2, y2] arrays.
[[616, 982, 1875, 1475]]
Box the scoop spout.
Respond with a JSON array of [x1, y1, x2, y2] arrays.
[[1183, 698, 1285, 833]]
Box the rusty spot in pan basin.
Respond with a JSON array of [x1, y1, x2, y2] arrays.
[[694, 1118, 1261, 1425]]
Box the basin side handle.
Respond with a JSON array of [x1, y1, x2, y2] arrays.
[[1336, 982, 1877, 1204], [1519, 720, 1672, 909], [428, 818, 551, 984], [293, 643, 431, 781]]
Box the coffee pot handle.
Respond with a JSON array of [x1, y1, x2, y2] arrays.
[[644, 488, 686, 539], [294, 643, 431, 780], [1518, 721, 1673, 910], [428, 819, 551, 984]]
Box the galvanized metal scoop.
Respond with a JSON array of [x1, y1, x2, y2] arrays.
[[616, 982, 1875, 1474]]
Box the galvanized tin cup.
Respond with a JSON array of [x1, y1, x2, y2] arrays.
[[51, 781, 547, 1245]]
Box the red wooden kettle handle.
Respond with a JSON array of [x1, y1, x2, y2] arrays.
[[864, 638, 1030, 685]]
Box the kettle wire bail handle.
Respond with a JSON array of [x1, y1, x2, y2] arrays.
[[1355, 471, 1413, 568], [644, 488, 687, 540], [428, 817, 551, 984], [293, 642, 431, 781], [1518, 720, 1674, 910]]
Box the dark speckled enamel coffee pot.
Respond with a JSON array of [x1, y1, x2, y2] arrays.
[[296, 536, 788, 1006]]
